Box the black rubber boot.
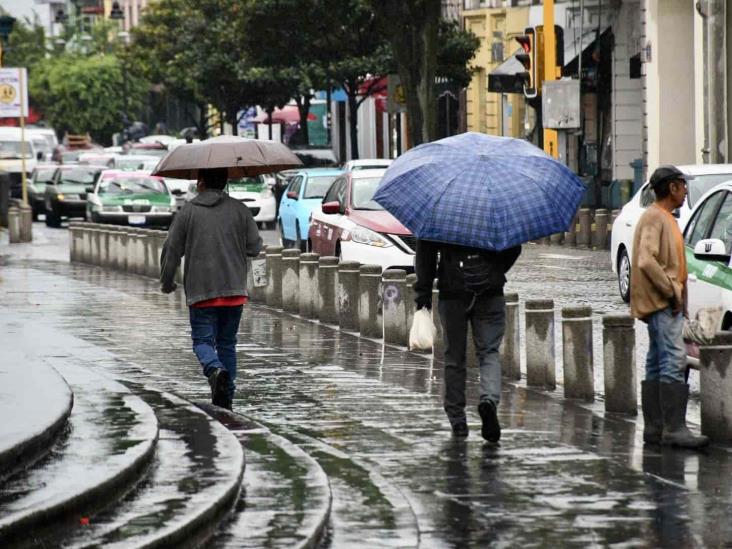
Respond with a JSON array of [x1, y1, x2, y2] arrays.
[[660, 382, 709, 449], [208, 368, 231, 408], [641, 380, 662, 444], [478, 401, 501, 443]]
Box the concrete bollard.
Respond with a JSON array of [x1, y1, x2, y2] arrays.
[[7, 207, 20, 244], [318, 256, 339, 324], [700, 332, 732, 442], [109, 230, 120, 270], [248, 251, 268, 303], [525, 299, 556, 389], [127, 229, 140, 274], [265, 246, 284, 309], [81, 225, 93, 264], [592, 209, 609, 249], [564, 212, 578, 247], [577, 208, 592, 248], [359, 264, 383, 339], [337, 261, 361, 331], [155, 232, 167, 279], [90, 227, 101, 266], [69, 223, 82, 262], [383, 269, 408, 346], [501, 292, 521, 380], [405, 273, 418, 341], [298, 253, 320, 318], [142, 230, 156, 277], [281, 249, 301, 313], [19, 204, 32, 242], [602, 314, 637, 415], [432, 283, 444, 359], [119, 230, 130, 272], [562, 306, 595, 401]]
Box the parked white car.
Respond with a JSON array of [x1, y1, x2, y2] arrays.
[[683, 181, 732, 335], [182, 176, 276, 228], [342, 158, 393, 172], [0, 127, 42, 198], [610, 164, 732, 302], [113, 154, 161, 172]]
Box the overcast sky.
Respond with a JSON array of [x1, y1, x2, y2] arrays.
[[1, 0, 53, 33]]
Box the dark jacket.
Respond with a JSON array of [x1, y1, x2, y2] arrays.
[[160, 190, 263, 306], [413, 239, 521, 308]]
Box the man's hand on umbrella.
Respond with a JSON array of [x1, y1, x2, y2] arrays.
[[161, 281, 177, 294]]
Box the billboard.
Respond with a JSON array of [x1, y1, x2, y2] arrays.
[[0, 68, 28, 119]]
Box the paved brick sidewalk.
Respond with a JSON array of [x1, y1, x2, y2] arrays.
[[2, 247, 732, 546]]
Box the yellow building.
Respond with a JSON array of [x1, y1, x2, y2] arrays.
[[463, 6, 530, 138]]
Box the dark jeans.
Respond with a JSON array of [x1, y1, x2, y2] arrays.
[[189, 305, 243, 400], [439, 294, 506, 425]]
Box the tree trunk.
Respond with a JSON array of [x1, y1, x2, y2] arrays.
[[197, 103, 208, 139], [294, 95, 311, 146], [419, 6, 439, 143], [347, 91, 360, 160]]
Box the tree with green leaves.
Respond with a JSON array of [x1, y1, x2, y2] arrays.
[[368, 3, 479, 146], [29, 54, 146, 144]]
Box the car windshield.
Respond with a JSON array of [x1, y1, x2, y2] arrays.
[[351, 177, 385, 210], [687, 174, 732, 206], [61, 151, 83, 163], [116, 157, 156, 170], [0, 140, 32, 159], [304, 176, 338, 199], [131, 148, 168, 158], [99, 176, 166, 195], [59, 168, 99, 185], [34, 168, 56, 183]]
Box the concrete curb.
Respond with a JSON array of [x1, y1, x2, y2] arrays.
[[196, 403, 332, 549], [0, 363, 74, 483], [0, 364, 159, 546]]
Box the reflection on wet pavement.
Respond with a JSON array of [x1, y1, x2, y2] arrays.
[[1, 228, 729, 546]]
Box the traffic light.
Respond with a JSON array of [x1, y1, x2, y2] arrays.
[[515, 28, 536, 98]]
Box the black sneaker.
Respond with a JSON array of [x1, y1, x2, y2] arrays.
[[478, 401, 501, 443], [451, 421, 469, 438], [208, 368, 230, 408]]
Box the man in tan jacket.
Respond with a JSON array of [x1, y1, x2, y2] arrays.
[[631, 165, 708, 449]]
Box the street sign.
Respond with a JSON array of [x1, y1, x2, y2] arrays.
[[387, 74, 407, 114], [0, 68, 28, 118], [542, 80, 581, 130]]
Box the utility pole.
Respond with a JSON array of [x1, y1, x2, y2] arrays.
[[696, 0, 727, 164], [543, 0, 559, 159]]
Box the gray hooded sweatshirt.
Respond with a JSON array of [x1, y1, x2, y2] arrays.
[[160, 189, 263, 306]]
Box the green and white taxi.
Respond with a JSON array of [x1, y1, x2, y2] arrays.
[[684, 181, 732, 336], [225, 175, 276, 229], [86, 170, 176, 228]]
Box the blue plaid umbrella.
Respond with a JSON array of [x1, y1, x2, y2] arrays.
[[373, 132, 586, 251]]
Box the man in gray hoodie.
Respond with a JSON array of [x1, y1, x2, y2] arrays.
[[160, 167, 262, 409]]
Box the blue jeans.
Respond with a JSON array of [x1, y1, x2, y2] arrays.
[[439, 294, 505, 424], [645, 307, 685, 384], [189, 305, 243, 399]]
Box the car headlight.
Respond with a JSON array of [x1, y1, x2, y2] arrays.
[[102, 205, 123, 212], [57, 193, 65, 201], [350, 225, 392, 247], [152, 205, 171, 212]]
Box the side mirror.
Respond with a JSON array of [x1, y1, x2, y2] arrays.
[[322, 201, 340, 215], [287, 191, 298, 200], [694, 238, 731, 263]]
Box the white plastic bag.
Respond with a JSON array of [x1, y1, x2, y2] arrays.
[[409, 308, 437, 351]]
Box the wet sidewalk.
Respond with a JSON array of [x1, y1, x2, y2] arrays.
[[2, 233, 732, 546]]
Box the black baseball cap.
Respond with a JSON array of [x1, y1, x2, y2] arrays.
[[649, 165, 688, 189]]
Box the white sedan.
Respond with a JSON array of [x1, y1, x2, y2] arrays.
[[683, 181, 732, 339], [610, 164, 732, 302]]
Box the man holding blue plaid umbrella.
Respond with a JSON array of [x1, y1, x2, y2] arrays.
[[414, 240, 521, 442]]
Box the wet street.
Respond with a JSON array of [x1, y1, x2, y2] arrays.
[[1, 223, 727, 547]]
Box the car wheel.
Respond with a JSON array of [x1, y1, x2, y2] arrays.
[[295, 224, 306, 252], [617, 248, 631, 303], [279, 221, 288, 247], [45, 207, 61, 228]]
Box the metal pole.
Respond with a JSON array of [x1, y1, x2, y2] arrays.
[[578, 0, 584, 81], [697, 0, 727, 163], [543, 0, 559, 158], [19, 68, 27, 207]]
